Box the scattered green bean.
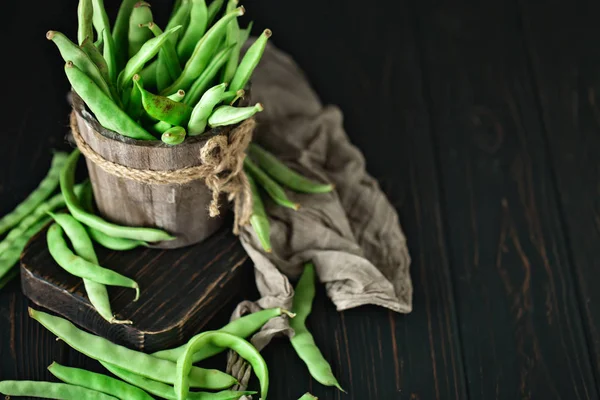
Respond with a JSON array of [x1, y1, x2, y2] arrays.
[[137, 79, 193, 125], [177, 0, 208, 62], [207, 0, 225, 26], [77, 0, 93, 45], [244, 157, 299, 210], [48, 362, 154, 400], [153, 307, 293, 362], [168, 89, 186, 102], [117, 25, 182, 90], [208, 103, 263, 128], [47, 31, 113, 100], [290, 263, 344, 391], [128, 1, 154, 58], [101, 362, 255, 400], [165, 0, 191, 46], [146, 22, 182, 81], [188, 82, 228, 135], [183, 43, 235, 106], [60, 150, 175, 242], [112, 0, 139, 70], [46, 222, 140, 299], [0, 151, 66, 235], [0, 380, 117, 400], [298, 393, 318, 400], [175, 331, 269, 400], [29, 308, 237, 389], [65, 62, 155, 140], [162, 7, 244, 95], [126, 73, 144, 120], [228, 28, 271, 94], [221, 0, 240, 84], [91, 0, 117, 82], [162, 126, 187, 145], [247, 173, 272, 252], [248, 144, 334, 194]]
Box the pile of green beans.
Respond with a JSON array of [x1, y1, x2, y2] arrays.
[[48, 0, 271, 145]]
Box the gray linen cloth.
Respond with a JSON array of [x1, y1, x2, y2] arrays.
[[225, 40, 413, 391]]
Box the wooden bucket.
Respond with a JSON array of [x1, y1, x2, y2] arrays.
[[70, 92, 236, 249]]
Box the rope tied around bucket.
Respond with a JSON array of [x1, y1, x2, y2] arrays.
[[69, 111, 254, 233]]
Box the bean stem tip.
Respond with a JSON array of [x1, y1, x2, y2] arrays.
[[46, 30, 55, 40]]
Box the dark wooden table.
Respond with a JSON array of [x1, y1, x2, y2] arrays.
[[2, 0, 600, 398]]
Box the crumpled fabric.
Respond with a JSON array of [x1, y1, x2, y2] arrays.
[[227, 40, 413, 395]]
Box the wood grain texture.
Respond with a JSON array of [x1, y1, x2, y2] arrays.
[[414, 0, 598, 398], [520, 0, 600, 387]]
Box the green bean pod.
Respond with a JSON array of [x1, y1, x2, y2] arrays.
[[161, 7, 244, 95], [48, 363, 153, 400], [183, 43, 235, 106], [175, 331, 269, 400], [168, 89, 186, 102], [244, 157, 299, 210], [139, 60, 157, 89], [227, 89, 245, 105], [80, 37, 111, 89], [29, 308, 237, 389], [177, 0, 208, 62], [60, 150, 175, 242], [188, 83, 228, 135], [91, 0, 117, 82], [221, 0, 240, 84], [137, 79, 193, 125], [153, 307, 293, 362], [208, 103, 263, 128], [156, 55, 172, 92], [126, 74, 144, 121], [118, 25, 182, 90], [46, 222, 141, 300], [151, 120, 173, 135], [228, 28, 271, 94], [48, 31, 113, 100], [248, 144, 334, 194], [206, 0, 225, 26], [290, 263, 344, 391], [77, 0, 93, 45], [101, 362, 253, 400], [128, 1, 154, 58], [162, 126, 187, 145], [0, 381, 117, 400], [165, 0, 191, 46], [65, 62, 156, 140], [112, 0, 139, 70], [298, 393, 318, 400], [0, 151, 66, 235], [146, 22, 182, 81], [247, 173, 272, 252]]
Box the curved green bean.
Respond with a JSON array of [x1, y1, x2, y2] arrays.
[[128, 1, 154, 58], [153, 307, 293, 362], [221, 0, 240, 84], [145, 22, 182, 81], [29, 308, 237, 390], [91, 0, 117, 82], [48, 31, 113, 100], [77, 0, 93, 45], [298, 393, 318, 400], [177, 0, 208, 62], [166, 0, 191, 46], [48, 362, 153, 400], [126, 73, 144, 120], [117, 25, 182, 90], [161, 7, 244, 95], [228, 28, 271, 94], [80, 36, 111, 88], [137, 79, 193, 125], [112, 0, 139, 70], [0, 151, 66, 235], [188, 82, 228, 135], [101, 362, 254, 400], [0, 380, 117, 400], [183, 43, 235, 106], [60, 150, 175, 242], [46, 222, 140, 300], [247, 173, 272, 252], [161, 126, 187, 145], [208, 103, 263, 128], [244, 157, 298, 210], [175, 331, 269, 400], [168, 89, 186, 102], [151, 120, 174, 135], [248, 144, 334, 194], [207, 0, 225, 26], [290, 263, 344, 391], [65, 62, 155, 140]]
